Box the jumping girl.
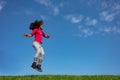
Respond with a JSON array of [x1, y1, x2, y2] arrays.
[[24, 20, 50, 72]]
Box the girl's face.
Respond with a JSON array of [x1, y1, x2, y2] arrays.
[[39, 25, 43, 30]]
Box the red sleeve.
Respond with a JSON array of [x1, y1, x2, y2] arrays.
[[31, 29, 37, 36], [42, 31, 47, 37]]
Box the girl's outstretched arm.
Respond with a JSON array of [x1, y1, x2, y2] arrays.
[[42, 31, 50, 39], [45, 34, 50, 38], [24, 34, 33, 37], [43, 34, 50, 38]]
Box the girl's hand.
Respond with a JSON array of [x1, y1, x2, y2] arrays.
[[46, 35, 50, 38], [24, 34, 32, 37], [24, 34, 29, 37]]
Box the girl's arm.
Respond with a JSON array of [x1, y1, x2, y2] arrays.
[[42, 31, 50, 38], [24, 34, 33, 37], [44, 34, 50, 38]]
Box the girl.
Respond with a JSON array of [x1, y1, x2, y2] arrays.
[[24, 20, 50, 72]]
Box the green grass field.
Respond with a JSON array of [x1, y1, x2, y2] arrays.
[[0, 75, 120, 80]]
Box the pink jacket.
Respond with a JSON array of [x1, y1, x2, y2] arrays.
[[31, 29, 46, 44]]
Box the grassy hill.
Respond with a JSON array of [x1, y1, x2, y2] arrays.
[[0, 75, 120, 80]]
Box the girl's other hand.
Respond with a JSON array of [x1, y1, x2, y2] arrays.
[[24, 34, 32, 37], [46, 35, 50, 38], [24, 34, 29, 37]]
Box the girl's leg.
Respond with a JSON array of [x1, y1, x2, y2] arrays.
[[33, 57, 38, 62], [32, 42, 45, 71], [31, 57, 38, 68], [36, 46, 45, 72], [33, 42, 41, 61], [32, 42, 41, 68], [38, 59, 43, 65], [36, 59, 43, 71], [38, 46, 45, 66]]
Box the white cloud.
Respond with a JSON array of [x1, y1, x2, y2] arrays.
[[35, 0, 50, 7], [71, 16, 82, 23], [100, 11, 115, 22], [81, 29, 94, 37], [64, 15, 83, 23], [73, 27, 94, 37], [87, 0, 119, 22], [103, 27, 111, 33], [85, 17, 98, 26], [112, 4, 120, 10], [65, 15, 98, 26], [0, 1, 6, 12], [103, 26, 120, 34], [98, 0, 120, 23], [75, 26, 120, 38], [76, 25, 94, 37], [64, 0, 120, 38], [53, 7, 59, 15], [35, 0, 63, 16], [0, 5, 2, 11]]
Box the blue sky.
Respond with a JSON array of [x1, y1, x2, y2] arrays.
[[0, 0, 120, 75]]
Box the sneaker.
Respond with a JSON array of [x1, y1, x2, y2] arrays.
[[36, 65, 42, 72], [31, 62, 37, 69]]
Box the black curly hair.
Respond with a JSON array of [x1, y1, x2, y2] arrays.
[[29, 20, 43, 30]]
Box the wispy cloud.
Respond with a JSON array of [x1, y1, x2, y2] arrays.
[[64, 0, 120, 38], [64, 14, 99, 37], [100, 26, 120, 34], [80, 28, 94, 37], [53, 7, 59, 15], [64, 15, 83, 23], [112, 4, 120, 10], [64, 14, 98, 26], [65, 13, 120, 37], [97, 0, 120, 22], [0, 1, 6, 12], [87, 0, 120, 22], [35, 0, 51, 7], [74, 25, 120, 38], [100, 11, 115, 22], [0, 4, 2, 11], [73, 25, 95, 37], [35, 0, 63, 16], [85, 17, 98, 26]]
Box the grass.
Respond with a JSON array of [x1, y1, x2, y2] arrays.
[[0, 75, 120, 80]]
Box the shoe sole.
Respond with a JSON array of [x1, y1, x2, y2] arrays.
[[31, 66, 42, 72]]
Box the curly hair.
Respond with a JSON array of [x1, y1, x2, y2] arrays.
[[29, 20, 43, 30]]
